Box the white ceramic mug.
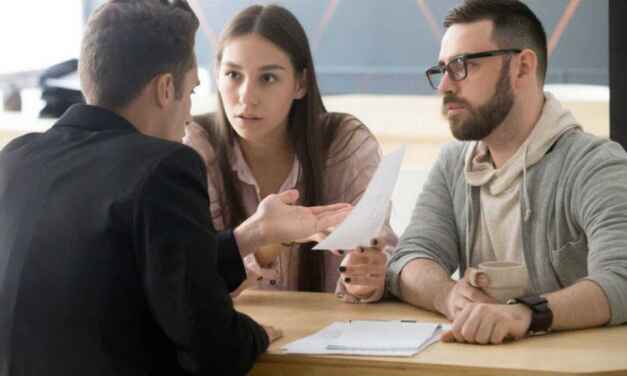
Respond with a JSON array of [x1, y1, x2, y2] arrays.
[[469, 261, 529, 303]]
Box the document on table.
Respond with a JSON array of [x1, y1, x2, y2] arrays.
[[281, 320, 450, 357], [313, 146, 406, 251]]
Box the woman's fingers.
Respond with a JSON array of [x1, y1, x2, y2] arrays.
[[340, 263, 383, 275], [369, 236, 386, 251], [339, 262, 385, 287], [342, 273, 385, 286]]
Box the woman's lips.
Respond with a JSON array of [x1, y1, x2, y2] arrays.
[[236, 114, 262, 121]]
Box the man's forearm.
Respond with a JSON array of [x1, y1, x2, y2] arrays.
[[399, 258, 455, 315], [544, 279, 610, 331]]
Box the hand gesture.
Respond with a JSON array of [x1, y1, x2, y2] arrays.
[[253, 190, 351, 245]]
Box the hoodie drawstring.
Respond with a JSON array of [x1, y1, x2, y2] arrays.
[[465, 185, 471, 268], [521, 125, 579, 222], [522, 143, 532, 222]]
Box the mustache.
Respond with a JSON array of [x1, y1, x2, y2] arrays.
[[442, 95, 469, 107]]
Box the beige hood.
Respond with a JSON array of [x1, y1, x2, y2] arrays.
[[464, 92, 581, 216]]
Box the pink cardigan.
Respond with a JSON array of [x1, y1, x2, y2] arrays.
[[183, 112, 398, 299]]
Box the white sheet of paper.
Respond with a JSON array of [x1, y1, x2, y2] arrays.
[[280, 320, 448, 357], [313, 146, 406, 250], [281, 322, 346, 355], [327, 320, 441, 351]]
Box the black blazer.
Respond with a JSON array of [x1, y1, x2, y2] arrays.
[[0, 105, 268, 376]]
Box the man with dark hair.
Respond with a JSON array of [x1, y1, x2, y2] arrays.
[[443, 0, 548, 82], [0, 1, 349, 375], [387, 0, 627, 344]]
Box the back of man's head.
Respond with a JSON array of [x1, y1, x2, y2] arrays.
[[444, 0, 547, 84], [79, 0, 199, 110]]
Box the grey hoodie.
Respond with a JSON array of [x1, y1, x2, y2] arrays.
[[387, 94, 627, 326], [464, 93, 580, 268]]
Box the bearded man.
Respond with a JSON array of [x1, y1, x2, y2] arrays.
[[386, 0, 627, 344]]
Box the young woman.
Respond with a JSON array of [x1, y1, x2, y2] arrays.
[[184, 4, 397, 302]]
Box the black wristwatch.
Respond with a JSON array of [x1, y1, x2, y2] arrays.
[[507, 295, 553, 335]]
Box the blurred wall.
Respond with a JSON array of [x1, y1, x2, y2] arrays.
[[84, 0, 608, 95]]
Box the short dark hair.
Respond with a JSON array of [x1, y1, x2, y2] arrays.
[[444, 0, 548, 82], [79, 0, 199, 110]]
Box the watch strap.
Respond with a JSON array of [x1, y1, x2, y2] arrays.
[[511, 295, 553, 334]]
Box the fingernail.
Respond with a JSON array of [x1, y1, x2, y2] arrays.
[[338, 266, 346, 272], [371, 239, 379, 246], [344, 277, 351, 284], [338, 250, 345, 255]]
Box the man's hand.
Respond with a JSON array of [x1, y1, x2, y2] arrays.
[[235, 190, 351, 254], [338, 237, 387, 302], [436, 268, 496, 320], [441, 303, 532, 344], [262, 325, 283, 343], [256, 190, 351, 244]]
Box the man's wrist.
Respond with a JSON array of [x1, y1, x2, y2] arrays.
[[513, 303, 533, 334], [234, 215, 266, 257]]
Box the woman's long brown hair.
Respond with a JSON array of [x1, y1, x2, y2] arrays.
[[200, 5, 346, 292]]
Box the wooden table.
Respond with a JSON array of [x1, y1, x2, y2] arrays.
[[235, 290, 627, 376]]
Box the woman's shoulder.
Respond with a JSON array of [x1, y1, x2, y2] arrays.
[[322, 112, 381, 164], [321, 111, 367, 131]]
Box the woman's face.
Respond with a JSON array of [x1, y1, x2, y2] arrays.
[[217, 34, 306, 144]]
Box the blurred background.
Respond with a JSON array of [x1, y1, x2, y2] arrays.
[[0, 0, 612, 233]]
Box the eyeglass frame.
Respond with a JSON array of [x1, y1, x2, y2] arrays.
[[425, 48, 522, 90]]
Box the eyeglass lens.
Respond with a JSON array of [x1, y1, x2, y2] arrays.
[[427, 58, 467, 90]]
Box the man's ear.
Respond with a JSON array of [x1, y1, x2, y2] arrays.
[[294, 69, 308, 99], [155, 73, 175, 108], [513, 48, 538, 89]]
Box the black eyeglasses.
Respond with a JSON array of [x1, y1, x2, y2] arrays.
[[425, 49, 522, 90]]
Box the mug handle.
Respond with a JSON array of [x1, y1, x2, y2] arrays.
[[467, 268, 486, 288]]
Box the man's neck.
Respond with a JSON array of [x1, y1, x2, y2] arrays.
[[483, 92, 545, 168], [115, 99, 156, 138]]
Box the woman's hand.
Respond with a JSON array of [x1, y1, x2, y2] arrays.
[[338, 237, 388, 302]]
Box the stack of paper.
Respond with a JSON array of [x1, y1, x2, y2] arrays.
[[281, 320, 449, 357]]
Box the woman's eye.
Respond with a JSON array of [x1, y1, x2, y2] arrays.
[[225, 71, 240, 80], [261, 73, 277, 83]]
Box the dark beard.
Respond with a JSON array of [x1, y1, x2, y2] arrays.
[[444, 59, 515, 141]]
